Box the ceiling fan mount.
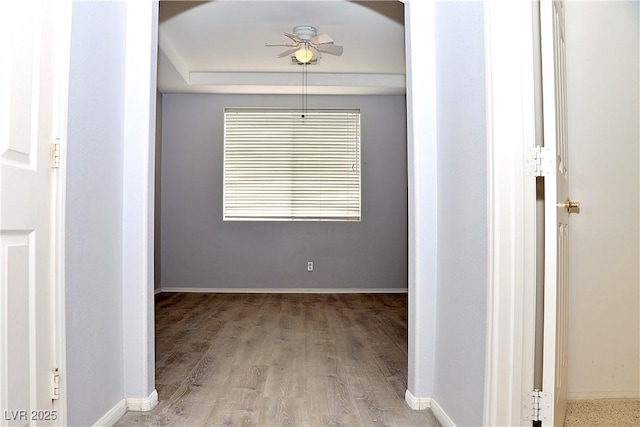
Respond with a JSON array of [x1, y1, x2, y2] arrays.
[[292, 25, 317, 41]]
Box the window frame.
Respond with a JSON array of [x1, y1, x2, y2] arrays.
[[223, 107, 362, 222]]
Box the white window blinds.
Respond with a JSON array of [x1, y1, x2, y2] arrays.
[[223, 108, 361, 221]]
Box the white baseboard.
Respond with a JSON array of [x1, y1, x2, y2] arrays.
[[126, 389, 158, 411], [154, 287, 161, 295], [404, 390, 456, 426], [160, 287, 408, 294], [92, 399, 126, 427], [567, 390, 640, 400], [404, 389, 431, 410], [93, 390, 158, 426], [430, 398, 456, 427]]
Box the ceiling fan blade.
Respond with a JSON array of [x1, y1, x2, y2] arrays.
[[316, 43, 343, 56], [265, 43, 298, 48], [311, 34, 334, 45], [284, 32, 303, 43], [310, 45, 323, 60], [277, 47, 299, 58]]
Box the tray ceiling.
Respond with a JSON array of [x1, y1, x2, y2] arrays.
[[157, 1, 406, 95]]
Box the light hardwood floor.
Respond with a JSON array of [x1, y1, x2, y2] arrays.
[[116, 293, 441, 427]]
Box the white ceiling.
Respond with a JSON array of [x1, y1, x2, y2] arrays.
[[157, 1, 406, 95]]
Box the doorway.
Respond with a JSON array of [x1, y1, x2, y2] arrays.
[[151, 0, 421, 420]]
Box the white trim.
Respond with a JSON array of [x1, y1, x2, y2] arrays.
[[567, 391, 640, 400], [92, 399, 127, 427], [430, 398, 457, 427], [404, 389, 431, 410], [160, 287, 408, 294], [188, 71, 406, 95], [52, 1, 73, 425], [126, 389, 158, 411], [154, 287, 161, 295], [404, 391, 456, 427], [91, 390, 158, 427], [482, 1, 538, 426]]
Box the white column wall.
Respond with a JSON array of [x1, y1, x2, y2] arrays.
[[122, 0, 158, 401], [405, 0, 439, 400]]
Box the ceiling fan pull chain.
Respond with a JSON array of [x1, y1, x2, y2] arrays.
[[304, 62, 308, 117]]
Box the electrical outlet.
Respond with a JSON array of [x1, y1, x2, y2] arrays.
[[307, 261, 314, 272]]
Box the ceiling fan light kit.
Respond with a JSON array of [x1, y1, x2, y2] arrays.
[[294, 47, 314, 63]]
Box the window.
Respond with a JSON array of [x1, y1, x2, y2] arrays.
[[223, 108, 361, 221]]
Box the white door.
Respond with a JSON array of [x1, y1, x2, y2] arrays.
[[540, 0, 576, 425], [0, 1, 71, 424]]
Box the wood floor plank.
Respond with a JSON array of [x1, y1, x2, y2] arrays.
[[116, 293, 441, 427]]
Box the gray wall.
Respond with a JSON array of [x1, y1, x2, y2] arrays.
[[155, 91, 163, 291], [433, 1, 487, 425], [65, 2, 126, 425], [161, 94, 407, 290]]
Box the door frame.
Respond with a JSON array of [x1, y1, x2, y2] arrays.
[[51, 1, 73, 424], [482, 0, 538, 425]]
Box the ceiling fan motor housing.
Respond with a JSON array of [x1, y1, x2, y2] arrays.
[[293, 25, 317, 41]]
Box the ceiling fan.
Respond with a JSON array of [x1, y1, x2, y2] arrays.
[[266, 25, 344, 63]]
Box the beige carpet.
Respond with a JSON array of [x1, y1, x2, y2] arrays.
[[564, 399, 640, 427]]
